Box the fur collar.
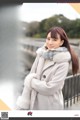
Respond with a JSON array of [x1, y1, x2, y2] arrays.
[[36, 46, 71, 63]]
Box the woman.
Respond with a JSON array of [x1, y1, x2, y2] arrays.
[[16, 27, 79, 110]]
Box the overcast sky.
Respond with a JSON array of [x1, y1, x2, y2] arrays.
[[19, 3, 80, 22]]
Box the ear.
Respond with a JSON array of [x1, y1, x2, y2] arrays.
[[60, 40, 64, 46]]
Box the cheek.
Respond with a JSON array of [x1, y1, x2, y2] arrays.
[[56, 41, 61, 45], [46, 40, 49, 45], [59, 41, 63, 46]]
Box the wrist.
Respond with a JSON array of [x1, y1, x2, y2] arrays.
[[31, 78, 37, 88]]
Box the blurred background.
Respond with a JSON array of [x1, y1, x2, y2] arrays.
[[0, 3, 80, 110], [0, 4, 22, 109]]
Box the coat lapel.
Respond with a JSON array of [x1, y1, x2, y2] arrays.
[[36, 56, 45, 79], [42, 59, 55, 73]]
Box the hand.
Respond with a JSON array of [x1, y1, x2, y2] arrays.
[[24, 73, 37, 88]]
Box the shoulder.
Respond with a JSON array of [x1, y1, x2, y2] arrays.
[[53, 51, 71, 63]]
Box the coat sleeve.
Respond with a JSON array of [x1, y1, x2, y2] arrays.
[[31, 62, 69, 96]]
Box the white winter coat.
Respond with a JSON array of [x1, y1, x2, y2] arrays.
[[16, 46, 71, 110]]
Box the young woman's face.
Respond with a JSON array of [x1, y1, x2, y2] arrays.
[[46, 32, 64, 50]]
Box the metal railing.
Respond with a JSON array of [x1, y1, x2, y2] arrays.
[[63, 74, 80, 108]]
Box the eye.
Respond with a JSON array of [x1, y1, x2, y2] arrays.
[[47, 37, 50, 41], [52, 38, 57, 41]]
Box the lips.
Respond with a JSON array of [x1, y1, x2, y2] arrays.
[[48, 46, 54, 49]]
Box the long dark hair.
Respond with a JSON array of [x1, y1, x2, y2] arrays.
[[47, 26, 79, 75]]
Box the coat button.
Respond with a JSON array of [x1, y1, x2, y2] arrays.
[[43, 75, 46, 78]]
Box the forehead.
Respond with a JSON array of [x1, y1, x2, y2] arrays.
[[47, 32, 61, 39]]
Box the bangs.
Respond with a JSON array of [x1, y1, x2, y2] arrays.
[[51, 30, 59, 39], [47, 28, 59, 39]]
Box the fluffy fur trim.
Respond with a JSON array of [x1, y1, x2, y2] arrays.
[[36, 46, 71, 63]]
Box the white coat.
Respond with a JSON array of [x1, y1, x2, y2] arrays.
[[16, 46, 71, 110]]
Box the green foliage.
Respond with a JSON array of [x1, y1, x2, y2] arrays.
[[39, 32, 46, 38], [24, 14, 80, 38], [33, 34, 41, 38], [39, 19, 47, 33]]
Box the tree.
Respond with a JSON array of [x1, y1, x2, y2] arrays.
[[26, 21, 40, 37]]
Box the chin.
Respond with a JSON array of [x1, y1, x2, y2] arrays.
[[48, 47, 55, 50]]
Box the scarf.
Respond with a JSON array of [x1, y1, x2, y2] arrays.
[[37, 46, 68, 61]]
